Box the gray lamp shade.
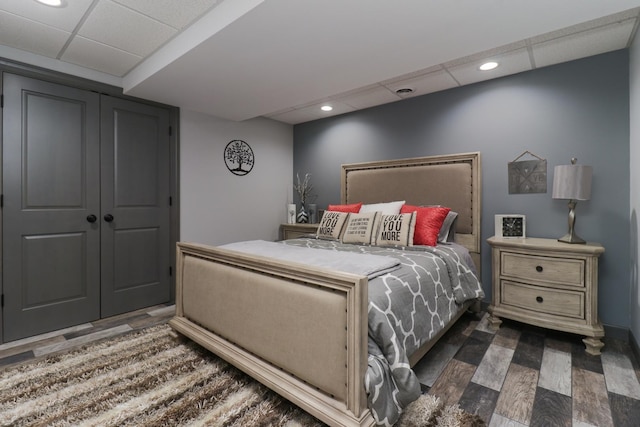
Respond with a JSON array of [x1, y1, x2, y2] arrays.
[[552, 164, 592, 200]]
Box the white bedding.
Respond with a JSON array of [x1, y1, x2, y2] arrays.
[[221, 239, 401, 279]]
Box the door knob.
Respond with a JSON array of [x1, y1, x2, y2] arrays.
[[86, 214, 97, 223], [104, 214, 114, 222]]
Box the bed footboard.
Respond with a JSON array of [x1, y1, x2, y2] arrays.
[[169, 242, 375, 427]]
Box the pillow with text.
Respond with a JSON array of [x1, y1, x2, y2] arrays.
[[374, 212, 416, 247], [341, 212, 381, 245], [316, 211, 350, 240]]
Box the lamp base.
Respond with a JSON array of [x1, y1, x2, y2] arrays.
[[558, 199, 586, 244], [558, 232, 586, 244]]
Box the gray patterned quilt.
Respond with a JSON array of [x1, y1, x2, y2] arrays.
[[282, 238, 484, 426]]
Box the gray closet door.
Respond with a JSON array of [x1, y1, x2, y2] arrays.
[[100, 96, 171, 317], [2, 73, 101, 342]]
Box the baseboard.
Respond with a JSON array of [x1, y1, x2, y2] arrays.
[[630, 329, 640, 363], [604, 324, 629, 342]]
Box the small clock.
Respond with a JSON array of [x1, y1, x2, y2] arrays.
[[495, 214, 526, 238]]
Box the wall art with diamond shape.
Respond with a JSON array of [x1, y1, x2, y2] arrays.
[[508, 151, 547, 194]]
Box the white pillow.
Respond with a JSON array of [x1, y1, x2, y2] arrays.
[[359, 200, 405, 215]]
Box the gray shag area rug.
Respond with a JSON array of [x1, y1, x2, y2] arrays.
[[0, 324, 485, 426]]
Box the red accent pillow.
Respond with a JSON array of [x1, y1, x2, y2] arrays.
[[400, 205, 451, 246], [327, 202, 362, 213]]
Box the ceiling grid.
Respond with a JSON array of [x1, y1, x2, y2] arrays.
[[0, 1, 638, 124]]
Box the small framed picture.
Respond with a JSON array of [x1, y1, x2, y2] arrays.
[[495, 214, 526, 238]]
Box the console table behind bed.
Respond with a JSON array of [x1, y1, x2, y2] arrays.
[[169, 152, 482, 427]]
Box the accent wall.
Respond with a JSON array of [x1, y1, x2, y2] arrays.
[[294, 50, 631, 331], [630, 34, 640, 344]]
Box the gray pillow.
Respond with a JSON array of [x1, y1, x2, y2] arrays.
[[439, 211, 458, 242]]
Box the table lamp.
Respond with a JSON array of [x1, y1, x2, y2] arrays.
[[552, 158, 592, 244]]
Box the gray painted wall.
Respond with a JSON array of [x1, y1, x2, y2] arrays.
[[630, 36, 639, 341], [180, 109, 293, 245], [294, 50, 630, 329]]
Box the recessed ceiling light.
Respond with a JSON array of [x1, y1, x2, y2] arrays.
[[395, 88, 414, 94], [34, 0, 66, 7], [321, 105, 333, 112], [479, 61, 499, 71]]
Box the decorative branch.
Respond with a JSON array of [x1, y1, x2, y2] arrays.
[[294, 172, 316, 205]]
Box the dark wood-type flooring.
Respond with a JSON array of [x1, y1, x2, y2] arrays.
[[1, 305, 639, 426]]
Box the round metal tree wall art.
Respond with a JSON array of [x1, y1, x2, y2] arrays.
[[224, 140, 254, 176]]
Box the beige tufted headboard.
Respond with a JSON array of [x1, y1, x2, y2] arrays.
[[341, 152, 481, 271]]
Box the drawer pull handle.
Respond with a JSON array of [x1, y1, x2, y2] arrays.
[[536, 265, 543, 272], [536, 296, 544, 303]]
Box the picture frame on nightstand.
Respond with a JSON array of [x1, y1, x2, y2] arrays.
[[494, 214, 526, 238]]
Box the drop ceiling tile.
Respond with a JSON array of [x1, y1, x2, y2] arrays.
[[266, 109, 321, 125], [446, 48, 532, 86], [112, 0, 220, 29], [300, 101, 355, 116], [268, 101, 355, 124], [383, 69, 459, 98], [78, 0, 176, 57], [0, 0, 94, 32], [444, 41, 528, 68], [380, 65, 443, 86], [0, 11, 69, 58], [335, 85, 400, 109], [61, 36, 141, 77], [530, 8, 640, 44], [533, 19, 636, 68]]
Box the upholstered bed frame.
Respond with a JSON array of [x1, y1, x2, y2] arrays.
[[169, 152, 481, 427]]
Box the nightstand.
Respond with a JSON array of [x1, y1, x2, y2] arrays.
[[279, 223, 318, 240], [487, 236, 605, 355]]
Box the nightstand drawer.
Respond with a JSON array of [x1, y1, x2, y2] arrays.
[[501, 252, 584, 287], [501, 280, 584, 319], [280, 224, 318, 240], [283, 229, 315, 240]]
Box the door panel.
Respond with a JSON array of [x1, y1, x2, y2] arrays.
[[2, 73, 100, 342], [114, 110, 160, 207], [23, 233, 88, 307], [113, 228, 160, 291], [24, 95, 85, 207], [100, 96, 171, 317]]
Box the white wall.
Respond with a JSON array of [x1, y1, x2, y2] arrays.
[[180, 109, 293, 245], [631, 34, 640, 342]]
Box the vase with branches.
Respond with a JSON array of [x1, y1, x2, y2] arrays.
[[294, 172, 316, 223]]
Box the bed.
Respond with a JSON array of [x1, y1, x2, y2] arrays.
[[169, 152, 483, 427]]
